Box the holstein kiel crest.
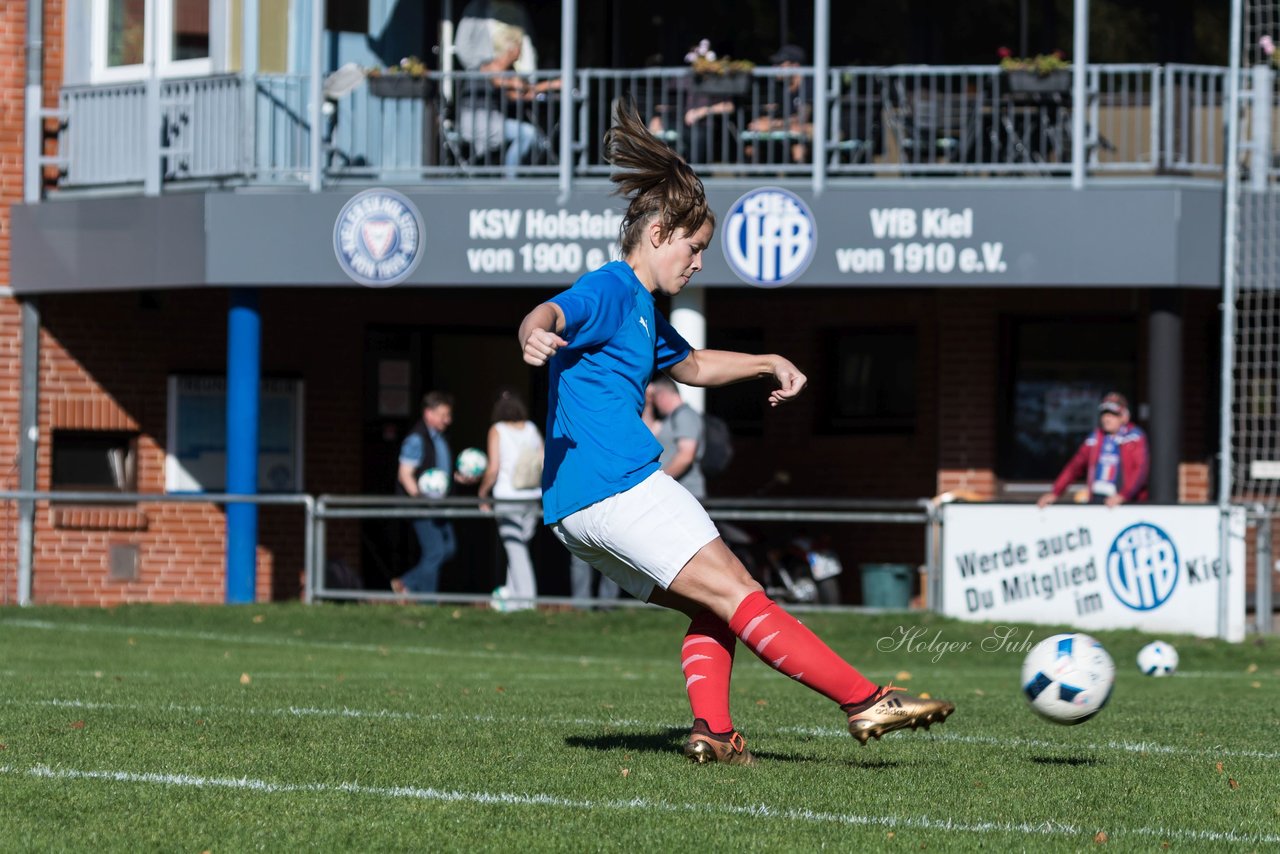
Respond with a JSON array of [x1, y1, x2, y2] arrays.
[[334, 189, 425, 286], [722, 187, 817, 287]]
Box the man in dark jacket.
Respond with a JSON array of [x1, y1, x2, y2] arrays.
[[1038, 392, 1150, 508], [393, 391, 465, 595]]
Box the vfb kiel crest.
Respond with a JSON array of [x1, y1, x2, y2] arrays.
[[334, 189, 425, 287], [722, 187, 817, 288]]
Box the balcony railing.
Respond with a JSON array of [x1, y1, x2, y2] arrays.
[[49, 63, 1273, 195]]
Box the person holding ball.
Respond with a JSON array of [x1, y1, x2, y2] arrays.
[[392, 391, 478, 596], [517, 100, 953, 764]]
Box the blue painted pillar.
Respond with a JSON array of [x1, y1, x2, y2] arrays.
[[226, 288, 261, 603]]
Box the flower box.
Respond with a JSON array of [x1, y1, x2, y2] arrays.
[[691, 73, 752, 97], [368, 75, 435, 99], [1004, 68, 1072, 95]]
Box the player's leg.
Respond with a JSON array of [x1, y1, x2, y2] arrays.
[[650, 586, 751, 765], [497, 506, 538, 609], [667, 537, 955, 745], [398, 518, 446, 594]]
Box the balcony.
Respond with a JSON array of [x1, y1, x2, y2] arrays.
[[46, 62, 1276, 195]]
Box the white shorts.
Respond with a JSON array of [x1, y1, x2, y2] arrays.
[[550, 470, 720, 601]]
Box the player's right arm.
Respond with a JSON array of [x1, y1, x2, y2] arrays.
[[398, 461, 420, 497], [519, 302, 567, 367]]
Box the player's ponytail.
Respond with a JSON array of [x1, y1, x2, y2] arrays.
[[604, 99, 714, 255]]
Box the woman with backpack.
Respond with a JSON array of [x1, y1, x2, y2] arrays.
[[515, 100, 953, 764], [477, 389, 544, 611]]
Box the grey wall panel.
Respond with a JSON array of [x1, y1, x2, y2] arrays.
[[10, 181, 1224, 293], [10, 194, 207, 292]]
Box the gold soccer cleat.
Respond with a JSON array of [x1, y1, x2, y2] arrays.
[[846, 684, 955, 745], [682, 730, 757, 766]]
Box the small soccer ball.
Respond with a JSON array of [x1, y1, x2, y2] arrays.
[[1021, 632, 1116, 725], [490, 585, 512, 613], [1136, 641, 1179, 677], [417, 467, 449, 498], [456, 447, 488, 479]]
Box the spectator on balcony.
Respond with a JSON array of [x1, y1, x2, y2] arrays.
[[745, 44, 814, 164], [647, 40, 740, 164], [1037, 392, 1150, 508], [454, 1, 560, 176]]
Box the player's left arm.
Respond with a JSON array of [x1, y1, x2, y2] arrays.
[[1121, 433, 1151, 502], [667, 349, 807, 406], [664, 437, 697, 479], [478, 425, 501, 501]]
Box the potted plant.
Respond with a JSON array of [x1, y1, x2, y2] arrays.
[[367, 56, 435, 99], [1261, 35, 1280, 70], [686, 40, 755, 96], [997, 47, 1071, 94]]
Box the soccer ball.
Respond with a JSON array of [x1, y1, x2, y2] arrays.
[[456, 447, 488, 479], [1020, 632, 1116, 725], [490, 585, 512, 613], [417, 467, 449, 498], [1136, 640, 1179, 676]]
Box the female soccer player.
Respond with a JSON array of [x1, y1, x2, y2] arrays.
[[517, 102, 953, 764]]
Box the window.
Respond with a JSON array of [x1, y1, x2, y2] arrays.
[[91, 0, 214, 82], [999, 317, 1137, 481], [52, 431, 139, 492], [705, 327, 767, 436], [327, 1, 369, 34], [165, 375, 304, 493], [821, 328, 917, 433]]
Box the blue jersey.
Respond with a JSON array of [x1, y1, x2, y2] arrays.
[[542, 261, 692, 523]]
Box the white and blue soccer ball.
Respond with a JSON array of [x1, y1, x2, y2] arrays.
[[417, 467, 449, 498], [1021, 632, 1116, 725], [490, 585, 513, 613], [1136, 640, 1179, 677], [455, 447, 488, 479]]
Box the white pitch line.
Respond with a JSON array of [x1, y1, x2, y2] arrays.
[[769, 722, 1280, 762], [0, 618, 624, 666], [5, 618, 1273, 683], [7, 697, 1280, 764], [2, 763, 1277, 846]]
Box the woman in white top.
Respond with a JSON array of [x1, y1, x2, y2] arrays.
[[478, 389, 544, 610]]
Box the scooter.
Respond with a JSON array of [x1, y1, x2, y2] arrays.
[[717, 521, 844, 605]]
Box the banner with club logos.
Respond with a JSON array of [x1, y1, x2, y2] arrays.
[[940, 504, 1246, 641]]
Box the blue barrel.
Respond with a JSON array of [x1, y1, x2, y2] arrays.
[[859, 563, 913, 608]]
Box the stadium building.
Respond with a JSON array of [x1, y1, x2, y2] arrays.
[[0, 1, 1257, 612]]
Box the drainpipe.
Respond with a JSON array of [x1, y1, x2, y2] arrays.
[[1070, 0, 1088, 189], [24, 0, 44, 203], [557, 0, 577, 203], [17, 1, 46, 605]]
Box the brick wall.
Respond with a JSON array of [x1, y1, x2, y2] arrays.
[[22, 288, 367, 605], [0, 1, 1234, 605], [0, 277, 1236, 607]]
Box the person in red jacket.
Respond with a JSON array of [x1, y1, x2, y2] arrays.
[[1038, 392, 1149, 508]]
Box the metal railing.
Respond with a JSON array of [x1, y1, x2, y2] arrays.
[[49, 63, 1256, 194], [0, 490, 313, 607], [0, 489, 936, 612], [309, 493, 934, 609], [2, 489, 1273, 631]]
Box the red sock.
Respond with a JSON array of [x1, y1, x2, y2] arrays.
[[681, 610, 737, 734], [728, 591, 876, 707]]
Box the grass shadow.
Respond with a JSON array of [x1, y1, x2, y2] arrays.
[[1029, 754, 1102, 767], [564, 729, 900, 766], [844, 756, 903, 770], [565, 729, 685, 755]]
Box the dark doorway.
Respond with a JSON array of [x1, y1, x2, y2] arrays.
[[361, 323, 564, 596]]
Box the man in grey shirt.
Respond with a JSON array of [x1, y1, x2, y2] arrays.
[[650, 375, 706, 499]]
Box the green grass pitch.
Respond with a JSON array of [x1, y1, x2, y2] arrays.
[[1, 604, 1277, 851]]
